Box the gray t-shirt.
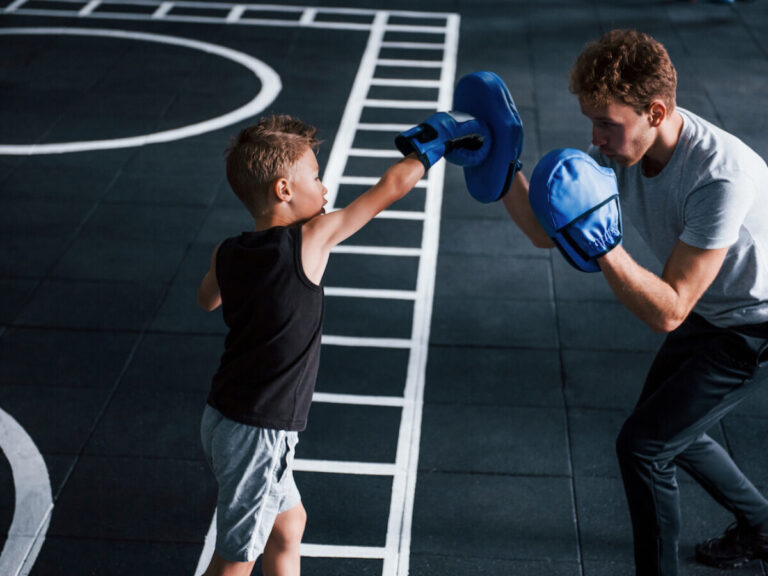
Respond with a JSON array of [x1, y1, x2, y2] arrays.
[[589, 107, 768, 327]]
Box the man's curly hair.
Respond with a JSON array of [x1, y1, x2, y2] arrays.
[[569, 29, 677, 113], [226, 115, 319, 217]]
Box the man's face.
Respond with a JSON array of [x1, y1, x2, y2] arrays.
[[580, 98, 655, 167]]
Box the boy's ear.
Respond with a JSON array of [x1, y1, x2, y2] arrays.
[[273, 177, 292, 203]]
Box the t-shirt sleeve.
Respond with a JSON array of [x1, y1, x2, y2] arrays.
[[679, 175, 754, 249]]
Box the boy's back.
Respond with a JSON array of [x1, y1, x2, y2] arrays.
[[209, 226, 323, 432]]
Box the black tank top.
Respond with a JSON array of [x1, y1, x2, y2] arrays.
[[207, 226, 324, 431]]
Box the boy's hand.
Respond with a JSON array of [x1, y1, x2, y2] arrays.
[[394, 111, 491, 170]]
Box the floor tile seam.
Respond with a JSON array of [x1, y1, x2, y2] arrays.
[[6, 197, 109, 330], [423, 400, 566, 409], [96, 197, 216, 209], [16, 449, 207, 464], [0, 380, 208, 397], [1, 324, 145, 337], [426, 342, 559, 351], [415, 468, 574, 480], [409, 550, 582, 565], [39, 532, 208, 546], [531, 0, 586, 563]]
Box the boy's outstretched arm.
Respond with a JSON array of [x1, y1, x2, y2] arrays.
[[198, 243, 222, 311], [301, 154, 425, 284]]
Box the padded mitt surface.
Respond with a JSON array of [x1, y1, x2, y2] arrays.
[[529, 148, 621, 272], [453, 71, 523, 203]]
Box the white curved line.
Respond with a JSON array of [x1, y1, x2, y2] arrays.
[[0, 27, 282, 155], [0, 406, 53, 576]]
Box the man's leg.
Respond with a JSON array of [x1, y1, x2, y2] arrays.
[[616, 317, 768, 575], [262, 503, 307, 576]]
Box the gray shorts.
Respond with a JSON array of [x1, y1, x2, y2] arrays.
[[200, 405, 301, 562]]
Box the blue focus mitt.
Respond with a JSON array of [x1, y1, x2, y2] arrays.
[[529, 148, 622, 273], [394, 111, 491, 170], [451, 71, 524, 203]]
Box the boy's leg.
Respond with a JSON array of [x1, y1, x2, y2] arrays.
[[203, 552, 256, 576], [262, 502, 307, 576]]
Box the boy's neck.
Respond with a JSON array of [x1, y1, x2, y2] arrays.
[[253, 211, 299, 232]]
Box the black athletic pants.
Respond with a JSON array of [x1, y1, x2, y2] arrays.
[[616, 313, 768, 576]]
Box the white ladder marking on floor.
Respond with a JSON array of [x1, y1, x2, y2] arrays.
[[2, 0, 454, 31], [321, 335, 413, 349], [293, 459, 398, 476], [313, 392, 406, 407], [324, 287, 417, 300], [78, 0, 101, 17], [0, 3, 455, 574], [331, 245, 422, 257]]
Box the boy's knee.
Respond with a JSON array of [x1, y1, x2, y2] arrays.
[[271, 505, 306, 549]]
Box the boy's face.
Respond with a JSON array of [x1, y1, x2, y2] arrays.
[[288, 147, 327, 221], [580, 98, 655, 167]]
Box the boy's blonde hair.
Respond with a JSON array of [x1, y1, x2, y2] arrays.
[[569, 29, 677, 114], [225, 115, 319, 217]]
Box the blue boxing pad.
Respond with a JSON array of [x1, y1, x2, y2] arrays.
[[451, 71, 524, 203], [529, 148, 622, 273]]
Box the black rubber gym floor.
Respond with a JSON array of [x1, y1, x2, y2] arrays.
[[2, 1, 768, 575]]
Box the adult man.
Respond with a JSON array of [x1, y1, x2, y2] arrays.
[[506, 29, 768, 575]]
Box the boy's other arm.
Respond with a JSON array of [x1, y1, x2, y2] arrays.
[[197, 243, 222, 311], [302, 155, 425, 284], [598, 241, 728, 333], [502, 171, 555, 249]]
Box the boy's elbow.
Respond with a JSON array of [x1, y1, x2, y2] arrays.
[[196, 288, 220, 312]]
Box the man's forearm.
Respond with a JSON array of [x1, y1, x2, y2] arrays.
[[598, 246, 686, 333]]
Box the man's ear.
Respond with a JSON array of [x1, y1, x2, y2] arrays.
[[272, 177, 291, 203], [648, 101, 667, 128]]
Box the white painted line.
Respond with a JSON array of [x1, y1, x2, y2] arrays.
[[390, 16, 458, 576], [0, 407, 53, 576], [369, 78, 441, 88], [5, 0, 30, 12], [151, 0, 172, 18], [331, 245, 421, 257], [348, 148, 402, 158], [313, 392, 405, 407], [301, 544, 387, 559], [320, 11, 388, 208], [321, 335, 412, 349], [0, 28, 281, 155], [363, 98, 438, 109], [324, 287, 417, 300], [340, 175, 427, 188], [376, 59, 443, 68], [380, 41, 445, 50], [383, 24, 446, 34], [78, 0, 101, 16], [225, 4, 245, 22], [299, 7, 315, 24], [293, 459, 398, 476], [377, 210, 425, 221], [357, 122, 413, 132]]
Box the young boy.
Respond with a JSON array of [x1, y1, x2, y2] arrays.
[[196, 114, 425, 576]]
